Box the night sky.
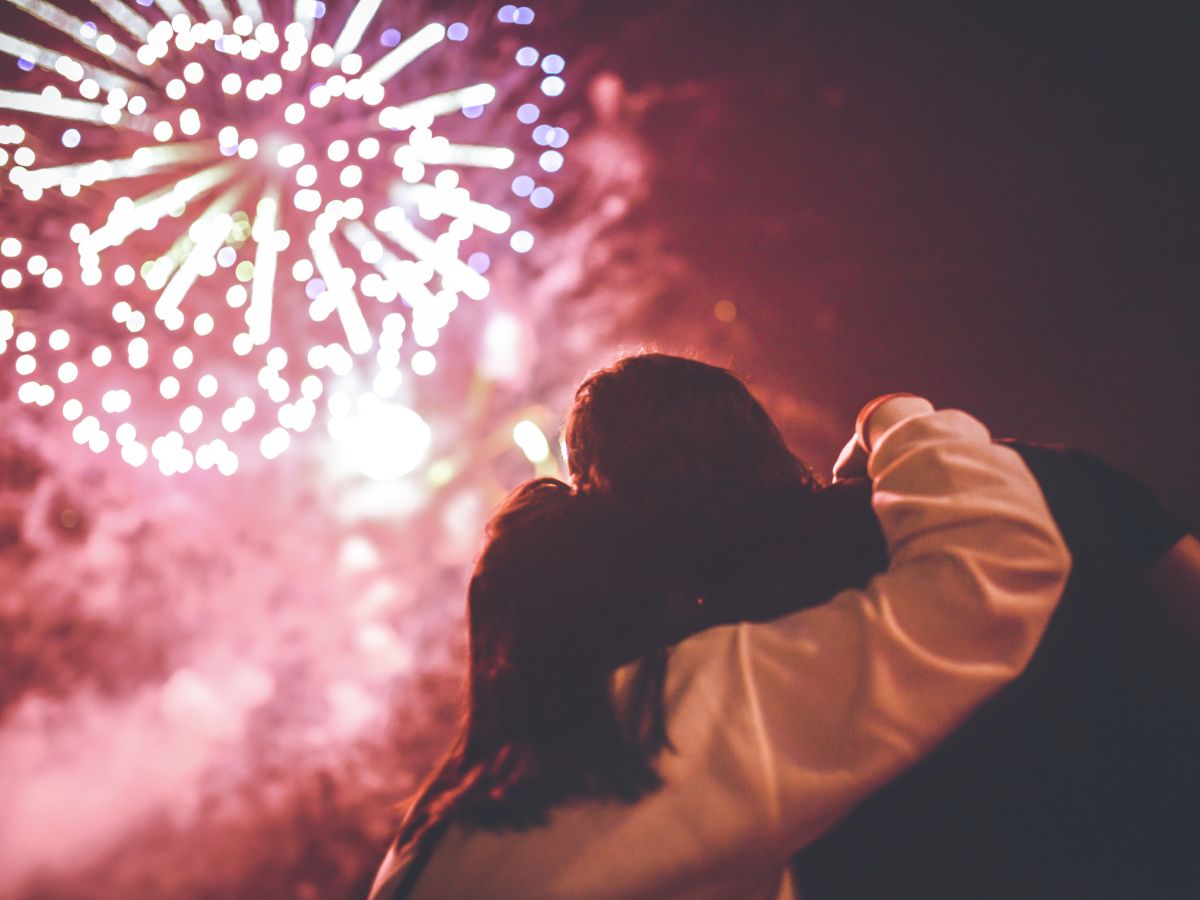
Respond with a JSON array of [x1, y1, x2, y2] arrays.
[[563, 0, 1199, 522]]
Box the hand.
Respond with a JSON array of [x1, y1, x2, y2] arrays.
[[832, 434, 868, 482], [833, 394, 936, 482]]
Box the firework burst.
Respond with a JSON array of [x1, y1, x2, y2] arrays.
[[0, 0, 567, 476]]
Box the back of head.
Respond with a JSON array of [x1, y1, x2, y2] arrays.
[[397, 478, 668, 849], [467, 478, 666, 737], [565, 353, 818, 593]]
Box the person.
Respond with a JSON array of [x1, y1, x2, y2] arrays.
[[368, 392, 1069, 899], [794, 444, 1200, 900], [566, 352, 1200, 899]]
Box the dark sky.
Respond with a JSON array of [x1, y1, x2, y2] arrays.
[[561, 0, 1199, 522]]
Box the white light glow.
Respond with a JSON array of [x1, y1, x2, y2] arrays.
[[1, 0, 569, 473], [362, 22, 445, 85], [276, 142, 304, 167], [330, 395, 430, 479]]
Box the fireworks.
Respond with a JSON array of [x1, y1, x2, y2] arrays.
[[0, 0, 566, 476]]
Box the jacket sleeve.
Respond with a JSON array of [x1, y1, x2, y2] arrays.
[[655, 407, 1071, 862]]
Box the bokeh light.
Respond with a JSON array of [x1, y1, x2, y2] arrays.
[[0, 0, 569, 479], [0, 3, 669, 897]]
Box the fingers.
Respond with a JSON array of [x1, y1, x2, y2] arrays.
[[832, 434, 868, 482]]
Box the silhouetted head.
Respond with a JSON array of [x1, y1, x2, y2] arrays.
[[565, 353, 818, 592], [397, 478, 668, 849], [465, 477, 665, 749]]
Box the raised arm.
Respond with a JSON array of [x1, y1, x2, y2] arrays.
[[656, 399, 1071, 864]]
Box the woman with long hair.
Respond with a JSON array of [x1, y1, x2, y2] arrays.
[[369, 395, 1069, 899], [387, 478, 673, 853]]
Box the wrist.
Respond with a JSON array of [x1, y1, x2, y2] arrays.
[[856, 394, 935, 453]]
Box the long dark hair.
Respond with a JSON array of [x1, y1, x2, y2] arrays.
[[393, 478, 673, 860]]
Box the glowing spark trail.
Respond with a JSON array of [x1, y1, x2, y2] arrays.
[[12, 142, 210, 190], [88, 0, 153, 42], [332, 0, 384, 60], [0, 88, 113, 123], [3, 0, 149, 75], [1, 1, 569, 476], [362, 22, 445, 85], [248, 188, 279, 346], [0, 33, 137, 92]]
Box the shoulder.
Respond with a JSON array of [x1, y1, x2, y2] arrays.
[[1000, 439, 1189, 569]]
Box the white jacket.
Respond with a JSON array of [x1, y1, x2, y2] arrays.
[[370, 407, 1070, 900]]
